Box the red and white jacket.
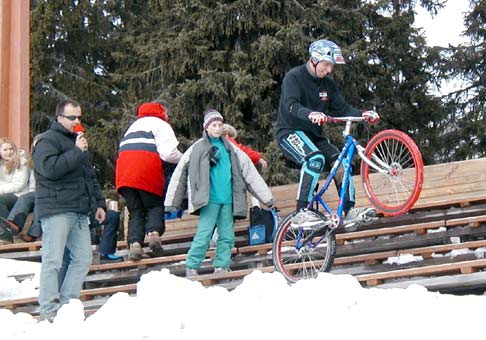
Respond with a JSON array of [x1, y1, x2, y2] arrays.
[[115, 103, 181, 197]]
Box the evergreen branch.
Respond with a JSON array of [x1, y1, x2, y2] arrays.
[[442, 83, 477, 98], [40, 82, 69, 100], [110, 66, 162, 80], [292, 0, 305, 10]]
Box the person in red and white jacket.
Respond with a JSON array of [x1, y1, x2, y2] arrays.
[[115, 101, 182, 261]]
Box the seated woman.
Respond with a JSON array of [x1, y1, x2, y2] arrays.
[[0, 138, 30, 243]]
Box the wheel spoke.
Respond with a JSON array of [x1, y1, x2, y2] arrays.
[[273, 210, 336, 282], [361, 130, 423, 216]]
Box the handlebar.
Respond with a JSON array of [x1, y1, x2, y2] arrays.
[[326, 116, 367, 137], [327, 116, 366, 123]]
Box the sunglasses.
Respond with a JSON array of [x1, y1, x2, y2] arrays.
[[61, 115, 82, 121]]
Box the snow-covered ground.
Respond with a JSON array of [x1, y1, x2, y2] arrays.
[[1, 257, 486, 340]]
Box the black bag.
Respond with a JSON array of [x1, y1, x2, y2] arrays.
[[248, 206, 278, 245]]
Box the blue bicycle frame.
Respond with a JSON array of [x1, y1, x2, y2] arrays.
[[273, 115, 425, 282], [308, 132, 360, 230]]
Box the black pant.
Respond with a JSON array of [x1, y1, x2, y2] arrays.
[[0, 193, 19, 219], [119, 187, 165, 245], [277, 131, 354, 212]]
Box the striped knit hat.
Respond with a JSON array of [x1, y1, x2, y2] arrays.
[[202, 109, 224, 130]]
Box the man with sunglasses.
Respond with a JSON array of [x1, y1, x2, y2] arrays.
[[32, 99, 106, 321]]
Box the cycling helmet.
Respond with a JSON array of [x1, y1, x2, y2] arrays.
[[309, 39, 345, 65]]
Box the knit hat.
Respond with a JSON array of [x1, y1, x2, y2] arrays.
[[202, 109, 224, 130]]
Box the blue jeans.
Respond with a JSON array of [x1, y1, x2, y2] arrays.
[[6, 191, 42, 237], [0, 193, 18, 219], [98, 210, 120, 255], [59, 210, 120, 288], [38, 213, 92, 317]]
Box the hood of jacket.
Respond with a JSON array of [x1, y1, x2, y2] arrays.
[[137, 103, 168, 122]]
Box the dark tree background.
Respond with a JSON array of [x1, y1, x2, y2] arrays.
[[433, 0, 485, 161], [29, 0, 484, 197]]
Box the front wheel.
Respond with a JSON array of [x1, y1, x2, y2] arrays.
[[272, 210, 336, 283], [360, 129, 424, 216]]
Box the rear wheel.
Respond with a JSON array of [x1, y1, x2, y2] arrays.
[[361, 129, 424, 216], [272, 210, 336, 283]]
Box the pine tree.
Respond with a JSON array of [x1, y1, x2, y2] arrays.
[[31, 0, 449, 188], [329, 0, 448, 164], [436, 0, 485, 160], [111, 0, 447, 185], [30, 0, 121, 188]]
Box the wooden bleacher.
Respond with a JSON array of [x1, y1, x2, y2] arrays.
[[2, 157, 486, 315]]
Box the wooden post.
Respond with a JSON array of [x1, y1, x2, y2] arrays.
[[0, 0, 30, 151]]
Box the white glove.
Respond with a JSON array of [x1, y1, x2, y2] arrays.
[[308, 111, 330, 126], [362, 110, 380, 124]]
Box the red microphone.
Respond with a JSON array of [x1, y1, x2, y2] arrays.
[[73, 124, 85, 134], [73, 124, 88, 151]]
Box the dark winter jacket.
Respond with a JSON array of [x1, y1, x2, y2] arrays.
[[32, 120, 106, 220], [275, 64, 362, 142]]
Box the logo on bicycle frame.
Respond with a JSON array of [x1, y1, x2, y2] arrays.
[[286, 133, 306, 157]]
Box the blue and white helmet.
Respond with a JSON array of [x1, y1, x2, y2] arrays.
[[309, 39, 345, 65]]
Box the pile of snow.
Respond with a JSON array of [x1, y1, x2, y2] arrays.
[[1, 264, 486, 339]]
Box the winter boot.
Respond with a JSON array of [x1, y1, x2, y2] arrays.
[[148, 231, 164, 257], [128, 242, 143, 261]]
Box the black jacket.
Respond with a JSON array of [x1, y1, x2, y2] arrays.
[[275, 64, 362, 142], [32, 120, 106, 220]]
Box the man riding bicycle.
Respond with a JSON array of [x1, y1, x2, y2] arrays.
[[275, 39, 380, 231]]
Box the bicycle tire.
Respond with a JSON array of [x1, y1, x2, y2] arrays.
[[272, 210, 336, 283], [360, 129, 424, 216]]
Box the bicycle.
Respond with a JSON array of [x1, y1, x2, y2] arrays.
[[272, 116, 424, 282]]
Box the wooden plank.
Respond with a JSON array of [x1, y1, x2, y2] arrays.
[[338, 214, 486, 242], [355, 259, 486, 285], [336, 226, 486, 258], [397, 240, 486, 257], [376, 271, 486, 292], [0, 283, 137, 309], [0, 241, 42, 253], [336, 220, 446, 241], [186, 266, 275, 285]]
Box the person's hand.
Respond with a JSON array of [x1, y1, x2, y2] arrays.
[[258, 158, 268, 169], [308, 111, 330, 125], [95, 207, 106, 224], [362, 110, 380, 124], [76, 133, 88, 152]]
